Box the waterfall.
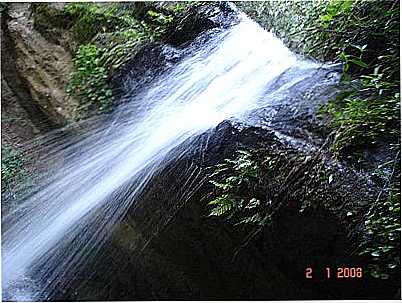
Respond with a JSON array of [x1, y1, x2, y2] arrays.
[[2, 16, 334, 301]]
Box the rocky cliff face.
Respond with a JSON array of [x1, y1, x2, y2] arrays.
[[1, 2, 238, 144], [1, 3, 78, 144]]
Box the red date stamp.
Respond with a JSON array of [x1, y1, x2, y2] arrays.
[[305, 267, 363, 279]]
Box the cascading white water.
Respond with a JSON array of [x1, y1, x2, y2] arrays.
[[2, 16, 330, 301]]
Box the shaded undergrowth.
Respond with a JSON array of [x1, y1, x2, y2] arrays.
[[207, 145, 400, 280], [1, 144, 35, 203], [238, 0, 400, 161], [234, 0, 400, 280]]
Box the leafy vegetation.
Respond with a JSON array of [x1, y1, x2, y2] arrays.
[[0, 3, 9, 15], [28, 1, 399, 282], [237, 0, 400, 280], [207, 150, 268, 226], [208, 146, 400, 280], [238, 0, 400, 158], [324, 77, 400, 157], [357, 153, 401, 280], [62, 3, 153, 117], [207, 148, 344, 226], [66, 44, 113, 113], [1, 145, 29, 193]]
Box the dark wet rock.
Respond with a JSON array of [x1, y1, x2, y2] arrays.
[[111, 2, 241, 100], [244, 64, 342, 148], [163, 2, 241, 47], [118, 120, 398, 300], [111, 43, 183, 99], [41, 119, 398, 301]]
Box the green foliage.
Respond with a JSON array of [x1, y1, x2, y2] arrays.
[[206, 147, 354, 229], [319, 0, 353, 29], [62, 3, 155, 117], [147, 10, 174, 26], [324, 74, 400, 155], [311, 0, 399, 157], [239, 0, 400, 159], [207, 150, 269, 226], [67, 44, 113, 115], [33, 4, 70, 34], [239, 0, 398, 67], [240, 0, 400, 280], [62, 2, 192, 118], [32, 2, 197, 117], [236, 0, 328, 58], [208, 195, 235, 217], [63, 3, 143, 116], [142, 2, 196, 39], [63, 3, 133, 44], [166, 2, 190, 14], [358, 182, 401, 279], [338, 44, 368, 75], [0, 3, 9, 15], [1, 145, 28, 192]]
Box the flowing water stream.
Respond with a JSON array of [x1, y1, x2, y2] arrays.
[[2, 15, 338, 301]]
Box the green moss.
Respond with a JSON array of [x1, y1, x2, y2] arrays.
[[33, 4, 69, 30], [62, 4, 143, 117], [31, 2, 197, 118]]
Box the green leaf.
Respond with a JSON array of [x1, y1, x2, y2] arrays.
[[350, 58, 368, 68]]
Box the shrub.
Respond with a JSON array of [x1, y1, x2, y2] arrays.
[[67, 44, 113, 115]]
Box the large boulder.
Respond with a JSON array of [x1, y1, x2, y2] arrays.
[[41, 118, 398, 300]]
